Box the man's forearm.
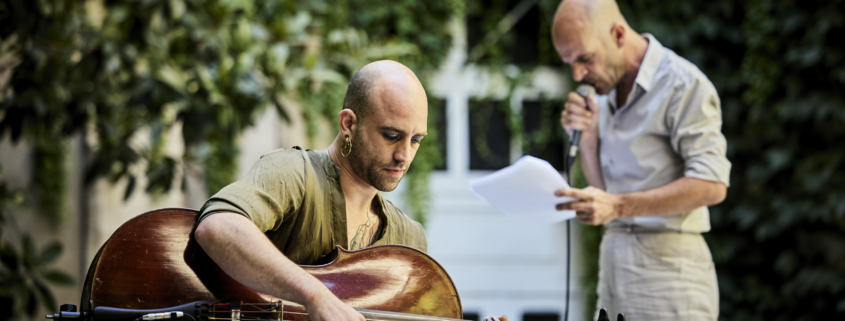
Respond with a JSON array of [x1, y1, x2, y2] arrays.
[[194, 213, 331, 305], [578, 141, 606, 190], [617, 177, 727, 218]]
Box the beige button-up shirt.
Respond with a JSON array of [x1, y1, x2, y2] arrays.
[[598, 34, 731, 233], [198, 147, 427, 265]]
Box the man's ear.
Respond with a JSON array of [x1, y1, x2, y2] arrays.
[[610, 23, 626, 48], [338, 109, 358, 137]]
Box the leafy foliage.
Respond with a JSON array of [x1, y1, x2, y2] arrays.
[[0, 0, 454, 202], [619, 0, 845, 319], [1, 0, 454, 318], [0, 235, 75, 318], [0, 165, 75, 319]]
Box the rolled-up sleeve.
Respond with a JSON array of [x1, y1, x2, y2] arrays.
[[198, 150, 306, 232], [668, 79, 732, 186]]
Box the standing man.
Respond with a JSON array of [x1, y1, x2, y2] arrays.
[[551, 0, 731, 320], [195, 60, 429, 321]]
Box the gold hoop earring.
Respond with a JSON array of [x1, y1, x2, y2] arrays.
[[341, 134, 352, 157]]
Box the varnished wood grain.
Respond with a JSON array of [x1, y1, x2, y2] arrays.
[[81, 208, 462, 319]]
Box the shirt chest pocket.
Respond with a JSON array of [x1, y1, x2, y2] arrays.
[[601, 123, 680, 184]]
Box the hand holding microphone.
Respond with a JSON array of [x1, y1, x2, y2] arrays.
[[561, 84, 598, 164]]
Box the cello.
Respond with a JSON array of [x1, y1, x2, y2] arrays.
[[49, 208, 465, 321]]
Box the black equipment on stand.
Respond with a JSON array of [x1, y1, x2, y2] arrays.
[[47, 301, 209, 321]]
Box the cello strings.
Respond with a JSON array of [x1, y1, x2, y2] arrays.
[[203, 303, 470, 321], [207, 312, 307, 315], [208, 316, 277, 320], [206, 318, 287, 321]]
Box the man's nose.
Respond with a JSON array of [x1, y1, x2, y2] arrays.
[[394, 141, 412, 164], [572, 64, 587, 82]]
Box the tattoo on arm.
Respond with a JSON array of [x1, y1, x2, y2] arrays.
[[349, 213, 380, 250]]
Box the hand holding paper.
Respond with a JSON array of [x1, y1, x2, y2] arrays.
[[469, 156, 577, 224]]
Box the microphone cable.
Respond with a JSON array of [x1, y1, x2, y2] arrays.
[[562, 84, 593, 321], [563, 138, 575, 321]]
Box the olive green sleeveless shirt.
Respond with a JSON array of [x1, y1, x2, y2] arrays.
[[198, 147, 427, 265]]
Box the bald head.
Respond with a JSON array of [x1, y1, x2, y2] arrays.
[[551, 0, 643, 94], [552, 0, 628, 43], [336, 60, 428, 193], [343, 60, 427, 123]]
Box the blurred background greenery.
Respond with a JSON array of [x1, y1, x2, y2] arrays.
[[618, 1, 845, 319], [1, 0, 844, 320], [0, 0, 455, 317]]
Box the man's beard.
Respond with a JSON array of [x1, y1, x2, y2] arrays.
[[585, 64, 624, 95], [347, 137, 406, 192], [604, 57, 626, 94], [585, 53, 626, 95]]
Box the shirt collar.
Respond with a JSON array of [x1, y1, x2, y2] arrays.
[[606, 33, 663, 111], [313, 147, 342, 180], [635, 33, 664, 93]]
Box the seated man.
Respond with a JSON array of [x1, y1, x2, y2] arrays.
[[194, 60, 429, 321]]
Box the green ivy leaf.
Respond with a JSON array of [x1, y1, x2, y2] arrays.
[[21, 234, 34, 271], [0, 286, 19, 298], [42, 270, 75, 287], [38, 242, 63, 266], [0, 245, 19, 271], [0, 277, 24, 297], [123, 175, 137, 201], [25, 289, 37, 317], [33, 278, 57, 314]]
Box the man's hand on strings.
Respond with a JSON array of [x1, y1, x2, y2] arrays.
[[555, 187, 622, 225], [306, 289, 365, 321]]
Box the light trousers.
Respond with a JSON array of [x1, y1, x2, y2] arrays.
[[596, 229, 719, 321]]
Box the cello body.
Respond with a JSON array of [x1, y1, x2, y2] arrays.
[[81, 208, 463, 319]]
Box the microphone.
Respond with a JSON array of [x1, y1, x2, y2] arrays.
[[567, 84, 596, 169]]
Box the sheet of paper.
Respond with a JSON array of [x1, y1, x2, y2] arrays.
[[469, 156, 576, 224]]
